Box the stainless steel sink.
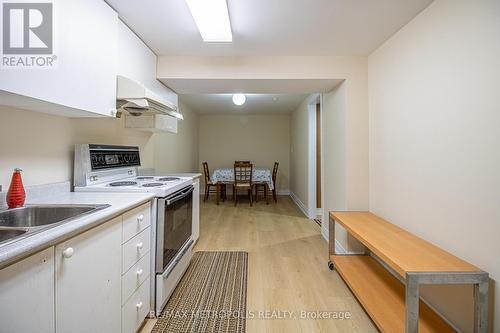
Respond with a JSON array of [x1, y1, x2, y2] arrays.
[[0, 204, 110, 246], [0, 229, 27, 244]]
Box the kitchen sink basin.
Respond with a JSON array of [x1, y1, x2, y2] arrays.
[[0, 205, 108, 228], [0, 204, 110, 246], [0, 229, 27, 244]]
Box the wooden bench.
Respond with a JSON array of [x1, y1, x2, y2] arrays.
[[328, 211, 489, 333]]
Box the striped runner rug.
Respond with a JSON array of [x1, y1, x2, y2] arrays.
[[152, 251, 248, 333]]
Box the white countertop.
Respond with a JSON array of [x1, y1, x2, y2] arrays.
[[137, 169, 202, 180], [0, 191, 155, 269], [167, 173, 202, 179]]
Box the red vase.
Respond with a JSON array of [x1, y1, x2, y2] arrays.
[[7, 168, 26, 209]]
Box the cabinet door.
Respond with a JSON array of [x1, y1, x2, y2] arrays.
[[55, 217, 122, 333], [0, 247, 55, 333], [192, 178, 200, 242], [0, 0, 117, 117]]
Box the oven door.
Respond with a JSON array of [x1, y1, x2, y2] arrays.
[[156, 185, 193, 273]]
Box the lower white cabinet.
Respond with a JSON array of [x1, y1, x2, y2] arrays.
[[55, 216, 122, 333], [0, 202, 153, 333], [0, 247, 55, 333]]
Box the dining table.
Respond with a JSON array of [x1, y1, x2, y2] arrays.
[[211, 167, 273, 205]]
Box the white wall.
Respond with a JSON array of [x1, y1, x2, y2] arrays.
[[198, 114, 290, 193], [369, 0, 500, 331]]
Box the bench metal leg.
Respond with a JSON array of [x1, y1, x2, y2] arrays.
[[403, 271, 489, 333], [329, 216, 336, 256], [474, 280, 489, 333], [328, 216, 336, 270], [405, 273, 420, 333]]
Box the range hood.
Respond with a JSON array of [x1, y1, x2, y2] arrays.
[[116, 75, 183, 120]]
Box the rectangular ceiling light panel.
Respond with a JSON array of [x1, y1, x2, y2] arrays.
[[185, 0, 232, 42]]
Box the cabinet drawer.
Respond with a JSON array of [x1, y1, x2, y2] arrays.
[[122, 251, 150, 305], [122, 227, 151, 273], [122, 202, 151, 244], [122, 276, 150, 333]]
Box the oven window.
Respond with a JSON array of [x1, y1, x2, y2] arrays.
[[162, 190, 192, 270]]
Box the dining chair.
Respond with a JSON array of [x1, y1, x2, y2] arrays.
[[233, 162, 253, 206], [202, 162, 226, 202], [254, 162, 279, 203]]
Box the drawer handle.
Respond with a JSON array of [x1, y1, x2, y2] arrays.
[[137, 214, 144, 222], [136, 242, 144, 250], [136, 301, 143, 310], [62, 247, 74, 258], [136, 268, 144, 276]]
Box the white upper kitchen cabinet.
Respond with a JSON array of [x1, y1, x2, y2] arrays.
[[55, 216, 122, 333], [0, 247, 55, 333], [0, 0, 118, 117], [116, 20, 178, 108]]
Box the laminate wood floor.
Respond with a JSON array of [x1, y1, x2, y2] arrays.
[[141, 196, 377, 333]]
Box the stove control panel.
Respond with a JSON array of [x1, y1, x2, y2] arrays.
[[89, 144, 141, 170]]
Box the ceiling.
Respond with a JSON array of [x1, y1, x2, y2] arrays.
[[180, 94, 309, 114], [107, 0, 433, 56]]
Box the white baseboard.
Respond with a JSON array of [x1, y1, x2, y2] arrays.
[[289, 191, 310, 218], [289, 191, 320, 219]]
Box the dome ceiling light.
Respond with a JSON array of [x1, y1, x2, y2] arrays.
[[232, 94, 246, 106]]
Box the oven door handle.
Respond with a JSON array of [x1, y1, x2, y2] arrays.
[[166, 186, 194, 206]]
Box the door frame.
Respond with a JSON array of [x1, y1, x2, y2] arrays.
[[307, 93, 323, 219]]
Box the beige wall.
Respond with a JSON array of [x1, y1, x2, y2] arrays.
[[158, 55, 365, 81], [198, 114, 290, 193], [176, 56, 370, 226], [369, 0, 500, 331], [0, 104, 199, 189], [153, 102, 200, 174], [0, 106, 77, 187]]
